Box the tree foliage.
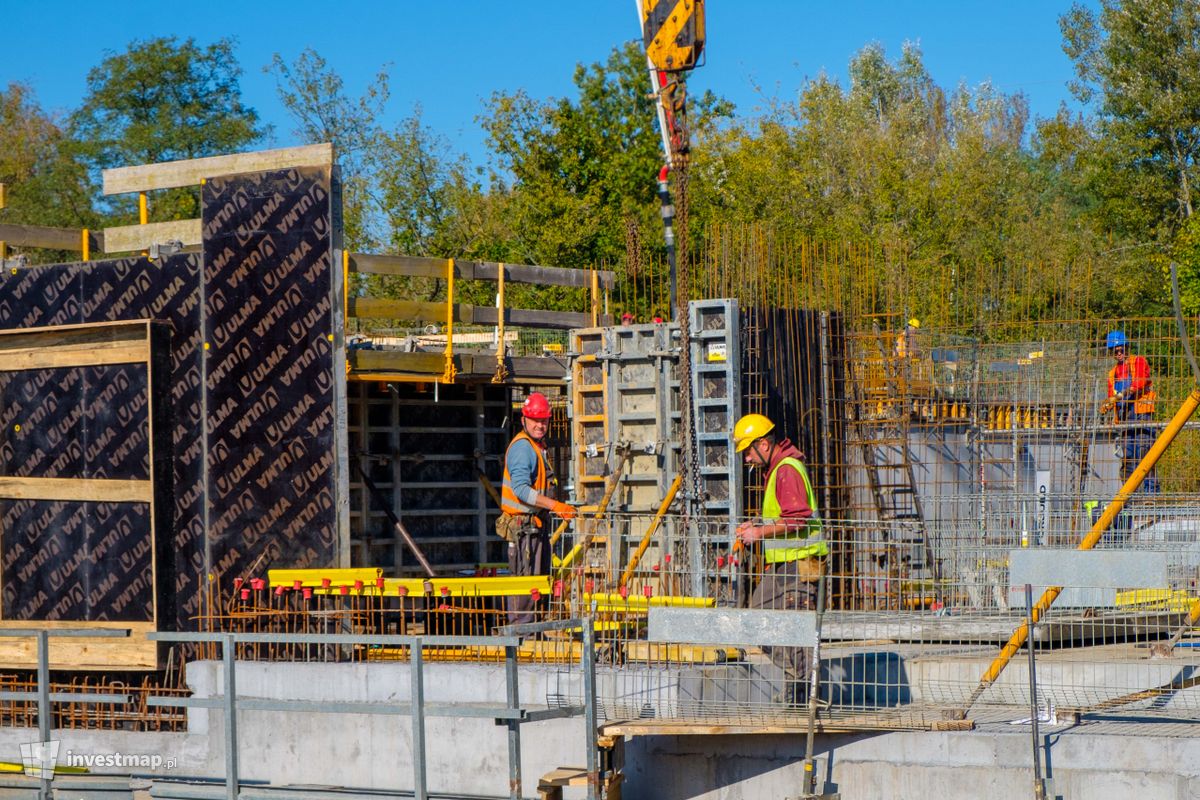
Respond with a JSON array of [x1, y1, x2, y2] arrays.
[[71, 36, 265, 221]]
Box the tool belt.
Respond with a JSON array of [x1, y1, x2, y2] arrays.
[[785, 556, 825, 582], [495, 512, 544, 542]]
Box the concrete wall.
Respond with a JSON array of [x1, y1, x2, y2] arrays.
[[0, 660, 1196, 799], [623, 728, 1200, 800]]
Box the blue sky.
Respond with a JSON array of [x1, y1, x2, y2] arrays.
[[2, 1, 1094, 165]]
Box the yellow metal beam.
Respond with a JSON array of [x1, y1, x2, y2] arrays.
[[269, 569, 550, 598], [584, 592, 714, 609]]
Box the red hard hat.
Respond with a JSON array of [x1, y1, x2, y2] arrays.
[[522, 392, 552, 420]]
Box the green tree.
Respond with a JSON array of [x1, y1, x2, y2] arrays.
[[1061, 0, 1200, 311], [71, 37, 266, 222], [267, 48, 389, 251], [0, 83, 97, 261], [480, 41, 732, 270]]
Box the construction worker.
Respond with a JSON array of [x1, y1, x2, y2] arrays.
[[1101, 331, 1159, 495], [895, 318, 920, 358], [732, 413, 826, 706], [498, 392, 576, 624]]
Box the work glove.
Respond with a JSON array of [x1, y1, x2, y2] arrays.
[[1100, 392, 1122, 414], [551, 501, 577, 521]]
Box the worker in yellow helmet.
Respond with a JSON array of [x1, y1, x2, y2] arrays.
[[732, 412, 826, 706], [895, 317, 920, 358]]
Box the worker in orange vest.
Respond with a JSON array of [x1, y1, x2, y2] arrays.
[[497, 392, 576, 624], [1101, 330, 1159, 495]]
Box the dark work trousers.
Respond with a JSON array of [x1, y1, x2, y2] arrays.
[[1121, 412, 1160, 494], [507, 520, 550, 626], [1111, 411, 1159, 543], [748, 558, 819, 704]]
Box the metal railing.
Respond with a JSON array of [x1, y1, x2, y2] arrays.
[[148, 623, 600, 800], [0, 628, 134, 800]]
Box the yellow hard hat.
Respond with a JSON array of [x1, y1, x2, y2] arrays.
[[908, 318, 921, 329], [733, 413, 775, 452]]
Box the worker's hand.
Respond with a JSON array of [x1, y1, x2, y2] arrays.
[[551, 501, 577, 521], [1100, 396, 1117, 414], [735, 520, 763, 544]]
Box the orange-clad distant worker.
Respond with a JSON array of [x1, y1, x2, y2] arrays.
[[732, 413, 825, 705], [497, 392, 576, 624], [1101, 330, 1159, 494]]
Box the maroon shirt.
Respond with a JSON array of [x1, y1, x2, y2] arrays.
[[766, 438, 814, 532]]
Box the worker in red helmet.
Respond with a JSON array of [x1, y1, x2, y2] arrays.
[[497, 392, 576, 624]]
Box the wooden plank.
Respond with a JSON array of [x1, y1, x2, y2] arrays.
[[0, 322, 150, 371], [103, 143, 334, 195], [349, 253, 616, 290], [350, 297, 602, 330], [102, 219, 202, 253], [0, 477, 152, 503], [0, 223, 104, 253], [0, 621, 156, 670]]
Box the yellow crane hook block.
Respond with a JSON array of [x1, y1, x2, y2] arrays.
[[642, 0, 706, 72]]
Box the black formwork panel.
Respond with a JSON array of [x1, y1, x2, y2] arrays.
[[0, 259, 198, 629], [0, 164, 346, 634], [202, 167, 342, 579]]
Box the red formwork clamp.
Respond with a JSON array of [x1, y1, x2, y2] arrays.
[[321, 577, 332, 589], [353, 579, 364, 591], [233, 577, 244, 590], [553, 579, 564, 598], [530, 587, 541, 602], [250, 578, 265, 591], [293, 580, 303, 590], [240, 588, 250, 601], [585, 578, 595, 593], [643, 585, 653, 598], [274, 585, 286, 597], [339, 585, 349, 595], [397, 586, 410, 597], [440, 586, 450, 597], [618, 585, 629, 599], [376, 577, 386, 589], [302, 587, 313, 600]]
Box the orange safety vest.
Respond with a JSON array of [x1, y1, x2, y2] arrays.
[[1107, 356, 1156, 418], [501, 431, 548, 518]]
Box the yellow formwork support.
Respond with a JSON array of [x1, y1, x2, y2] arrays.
[[269, 569, 550, 598], [269, 568, 383, 587], [584, 592, 715, 610]]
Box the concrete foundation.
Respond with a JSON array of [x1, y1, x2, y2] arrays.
[[0, 659, 1194, 799]]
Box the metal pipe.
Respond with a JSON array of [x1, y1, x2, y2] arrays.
[[962, 386, 1200, 713], [411, 643, 427, 800], [36, 630, 50, 800], [493, 262, 508, 383], [442, 258, 457, 383], [504, 645, 521, 800], [1025, 584, 1046, 800], [222, 634, 239, 800], [620, 474, 682, 587], [802, 569, 827, 797], [582, 619, 599, 800]]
